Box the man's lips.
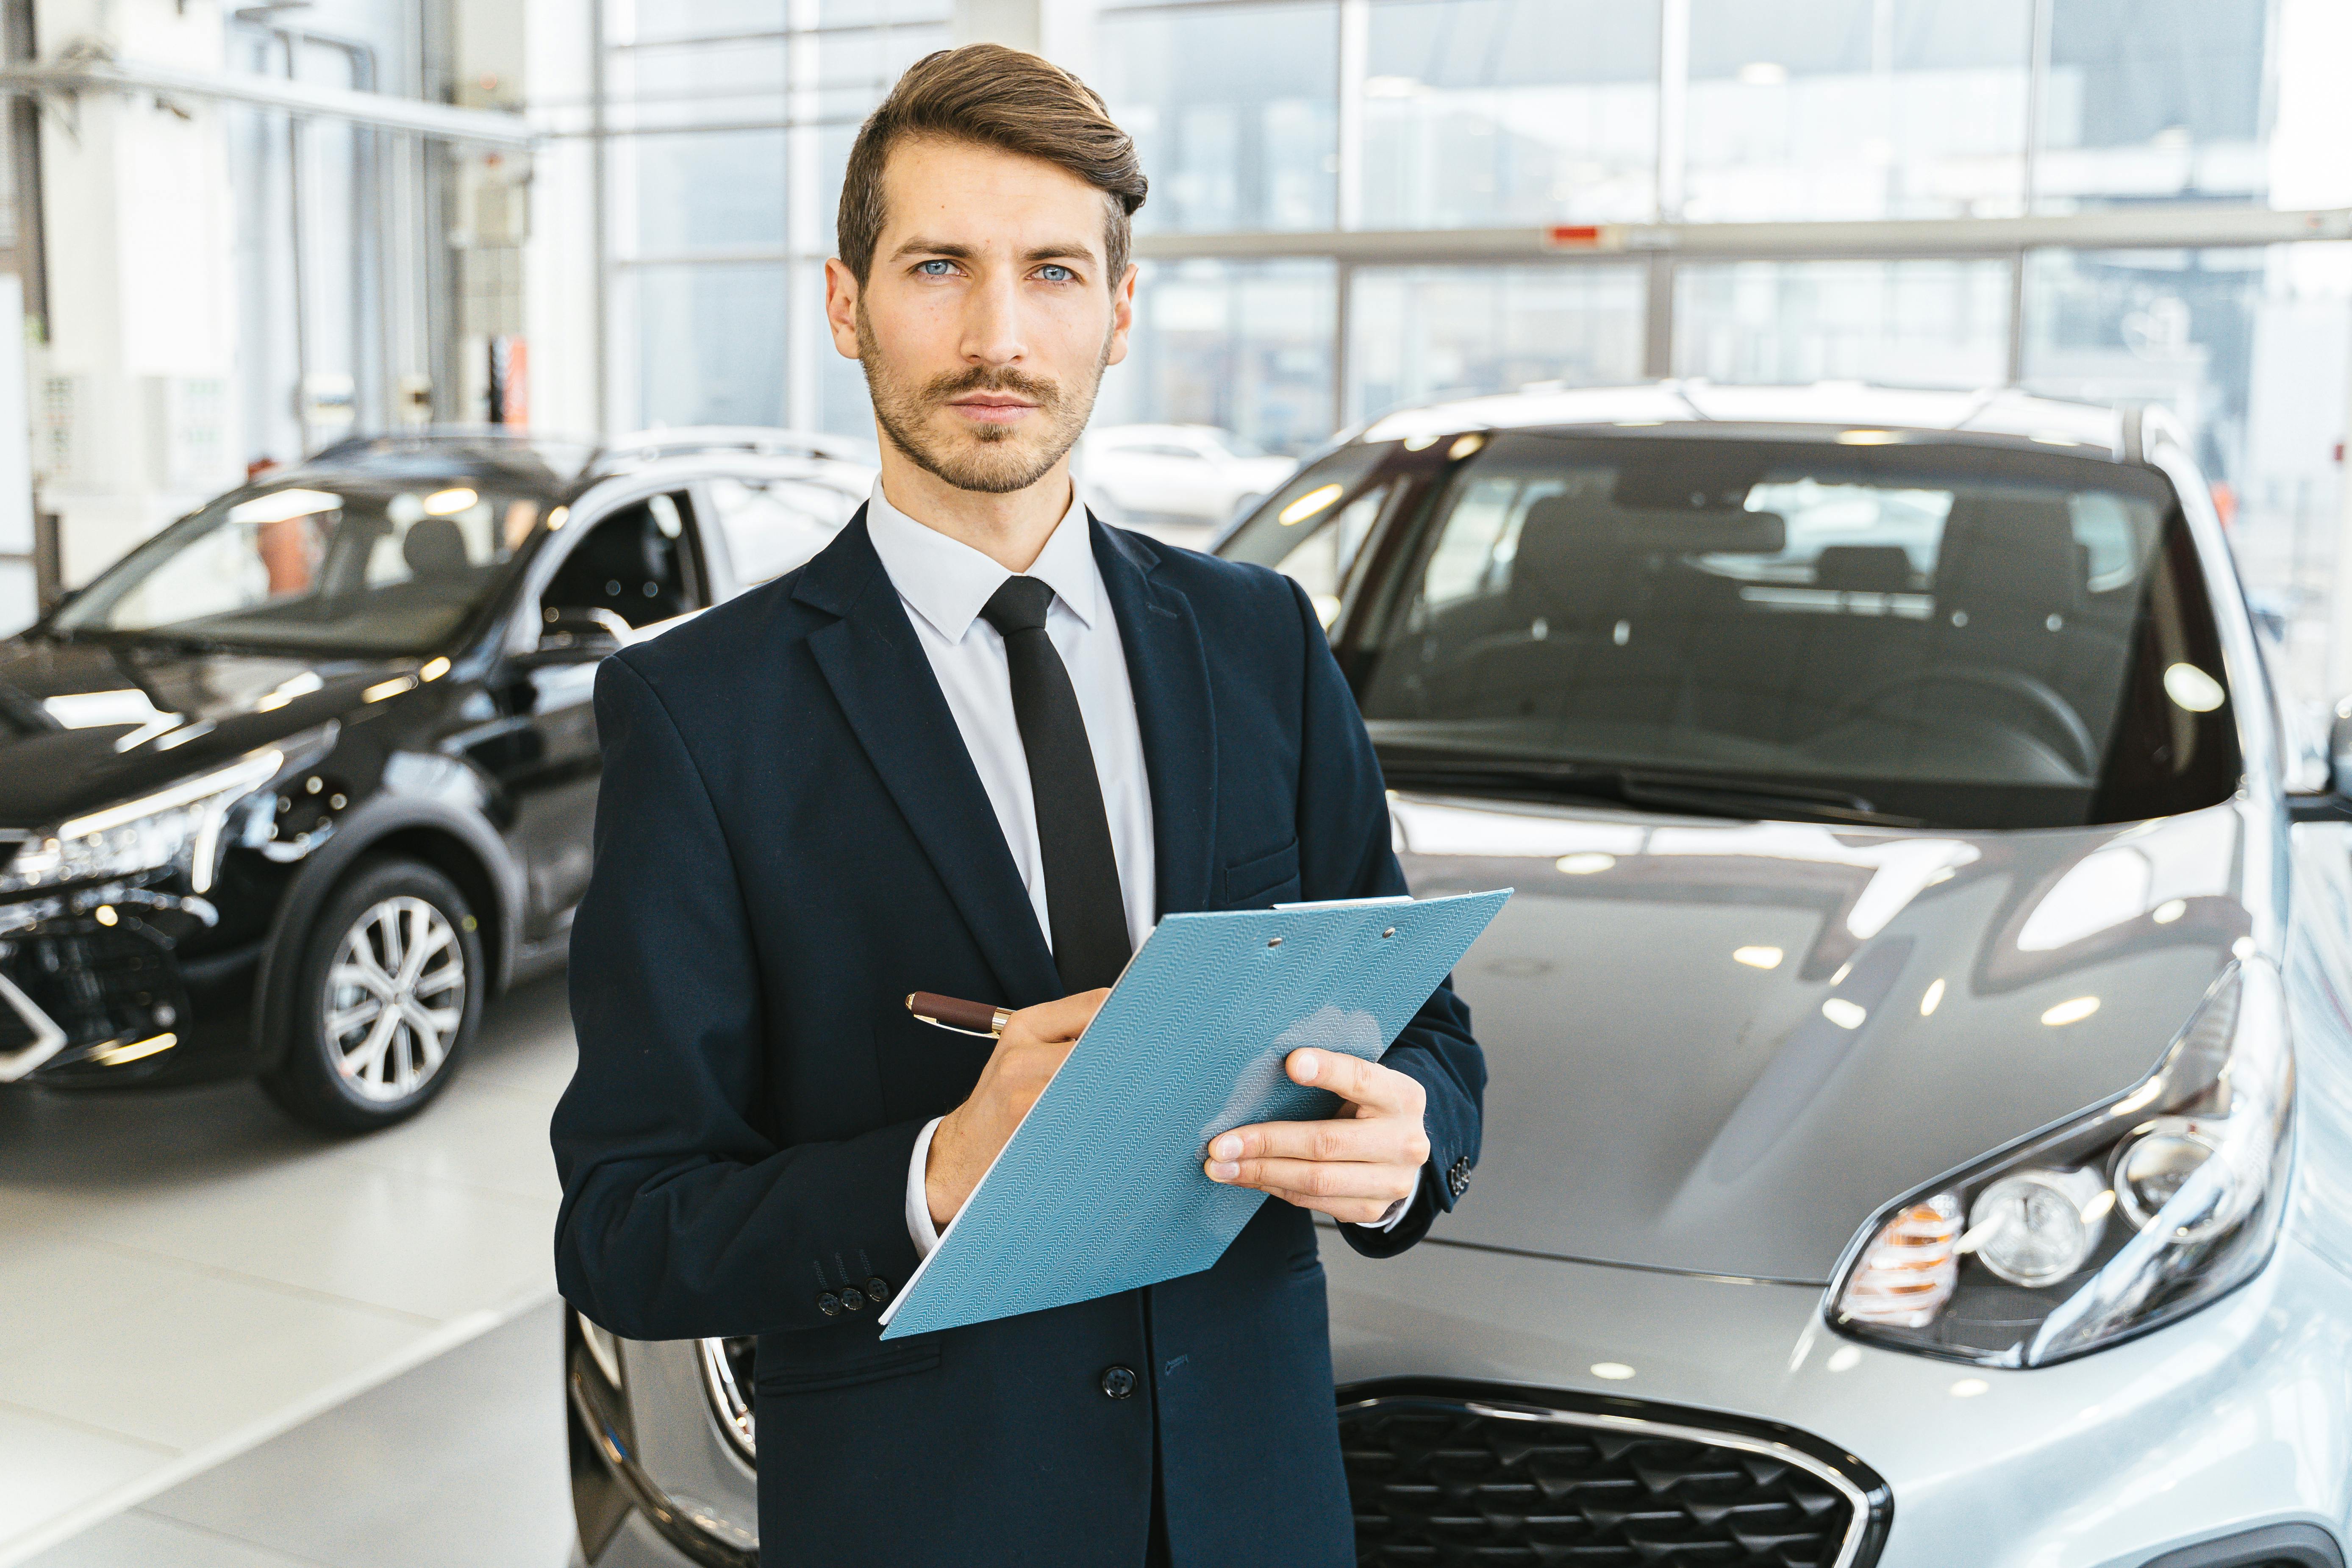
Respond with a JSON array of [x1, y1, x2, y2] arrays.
[[947, 394, 1040, 425]]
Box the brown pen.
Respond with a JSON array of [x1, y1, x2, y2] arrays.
[[906, 991, 1013, 1039]]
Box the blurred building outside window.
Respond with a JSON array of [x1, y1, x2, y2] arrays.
[[1673, 258, 2012, 388], [583, 0, 2352, 692]]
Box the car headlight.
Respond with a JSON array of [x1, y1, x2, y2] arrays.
[[1, 748, 287, 897], [1829, 959, 2291, 1367]]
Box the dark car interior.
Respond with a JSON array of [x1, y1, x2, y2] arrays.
[[1346, 433, 2238, 828], [540, 491, 704, 633]]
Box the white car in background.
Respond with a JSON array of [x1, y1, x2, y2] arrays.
[[1077, 422, 1297, 542], [597, 427, 877, 589]]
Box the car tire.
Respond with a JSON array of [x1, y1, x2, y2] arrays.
[[260, 857, 485, 1134]]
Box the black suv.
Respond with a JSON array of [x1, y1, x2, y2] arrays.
[[0, 428, 872, 1131]]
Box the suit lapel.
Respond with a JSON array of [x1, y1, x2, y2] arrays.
[[1092, 517, 1218, 918], [797, 510, 1064, 1006]]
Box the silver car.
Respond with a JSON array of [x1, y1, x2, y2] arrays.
[[564, 383, 2352, 1568]]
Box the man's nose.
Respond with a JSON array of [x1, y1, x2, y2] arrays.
[[960, 267, 1028, 367]]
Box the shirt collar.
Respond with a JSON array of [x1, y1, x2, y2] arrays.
[[864, 477, 1098, 644]]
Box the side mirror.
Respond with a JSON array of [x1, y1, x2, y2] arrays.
[[525, 606, 627, 660]]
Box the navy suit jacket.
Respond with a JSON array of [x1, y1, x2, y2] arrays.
[[550, 508, 1484, 1566]]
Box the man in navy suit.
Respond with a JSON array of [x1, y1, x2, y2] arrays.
[[551, 42, 1483, 1568]]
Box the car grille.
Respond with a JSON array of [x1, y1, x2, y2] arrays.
[[0, 924, 187, 1055], [1339, 1383, 1887, 1568]]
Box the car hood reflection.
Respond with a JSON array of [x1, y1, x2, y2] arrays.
[[0, 635, 414, 826], [1392, 792, 2251, 1284]]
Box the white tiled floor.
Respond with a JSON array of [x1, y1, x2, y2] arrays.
[[0, 972, 578, 1566], [24, 1299, 575, 1568]]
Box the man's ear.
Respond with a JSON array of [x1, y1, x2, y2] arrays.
[[1104, 261, 1139, 369], [824, 257, 864, 361]]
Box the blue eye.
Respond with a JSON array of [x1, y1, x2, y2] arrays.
[[918, 260, 955, 276], [1038, 265, 1075, 283]]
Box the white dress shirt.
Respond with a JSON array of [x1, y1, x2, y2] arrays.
[[862, 478, 1411, 1256]]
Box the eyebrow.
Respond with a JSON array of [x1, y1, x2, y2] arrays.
[[889, 238, 1099, 267]]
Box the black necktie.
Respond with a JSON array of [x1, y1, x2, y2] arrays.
[[980, 576, 1133, 993]]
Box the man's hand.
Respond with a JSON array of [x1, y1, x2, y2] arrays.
[[925, 989, 1108, 1230], [1203, 1049, 1430, 1224]]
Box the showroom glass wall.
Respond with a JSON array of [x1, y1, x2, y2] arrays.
[[597, 0, 948, 439], [587, 0, 2352, 692]]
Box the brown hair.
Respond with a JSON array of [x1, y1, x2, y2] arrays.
[[836, 43, 1148, 291]]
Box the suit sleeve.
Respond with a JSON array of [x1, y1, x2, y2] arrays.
[[1284, 577, 1486, 1259], [549, 653, 925, 1341]]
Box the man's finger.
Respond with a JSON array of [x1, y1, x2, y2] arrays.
[[1007, 988, 1110, 1043], [1206, 1117, 1389, 1165], [1285, 1049, 1424, 1116], [1207, 1155, 1418, 1203]]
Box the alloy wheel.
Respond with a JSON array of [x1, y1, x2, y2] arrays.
[[324, 894, 466, 1102]]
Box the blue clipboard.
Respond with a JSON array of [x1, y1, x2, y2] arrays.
[[877, 888, 1511, 1339]]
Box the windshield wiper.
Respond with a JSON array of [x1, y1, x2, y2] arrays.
[[1377, 754, 1924, 828]]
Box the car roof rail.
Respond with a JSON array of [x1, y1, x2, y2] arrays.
[[308, 425, 595, 461], [292, 426, 603, 485], [590, 425, 881, 473]]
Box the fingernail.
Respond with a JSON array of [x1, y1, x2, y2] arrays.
[[1208, 1161, 1239, 1182], [1211, 1134, 1241, 1160], [1294, 1051, 1320, 1082]]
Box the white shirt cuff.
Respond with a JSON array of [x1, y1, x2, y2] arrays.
[[1353, 1182, 1416, 1233], [907, 1116, 946, 1259]]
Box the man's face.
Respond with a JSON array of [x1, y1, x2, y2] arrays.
[[827, 136, 1135, 495]]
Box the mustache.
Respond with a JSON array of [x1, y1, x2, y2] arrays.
[[919, 364, 1061, 409]]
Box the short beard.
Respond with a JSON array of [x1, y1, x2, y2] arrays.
[[856, 303, 1113, 496]]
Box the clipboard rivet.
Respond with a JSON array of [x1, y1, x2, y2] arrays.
[[1382, 927, 1397, 938], [1266, 937, 1282, 947]]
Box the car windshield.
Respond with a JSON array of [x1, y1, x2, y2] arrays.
[[1226, 430, 2238, 830], [50, 480, 547, 655]]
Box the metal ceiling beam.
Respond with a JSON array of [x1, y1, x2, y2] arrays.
[[1133, 205, 2352, 266], [0, 53, 533, 146]]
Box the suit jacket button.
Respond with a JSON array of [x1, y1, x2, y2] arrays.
[[865, 1277, 891, 1304], [1100, 1365, 1137, 1399], [817, 1292, 842, 1317], [839, 1287, 866, 1312]]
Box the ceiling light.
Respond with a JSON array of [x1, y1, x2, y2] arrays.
[[1733, 945, 1783, 969], [1835, 429, 1903, 446], [423, 486, 479, 516], [1277, 483, 1344, 526], [1555, 852, 1616, 875], [1920, 977, 1946, 1016], [2041, 996, 2100, 1027], [2163, 664, 2225, 713], [229, 488, 341, 525]]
